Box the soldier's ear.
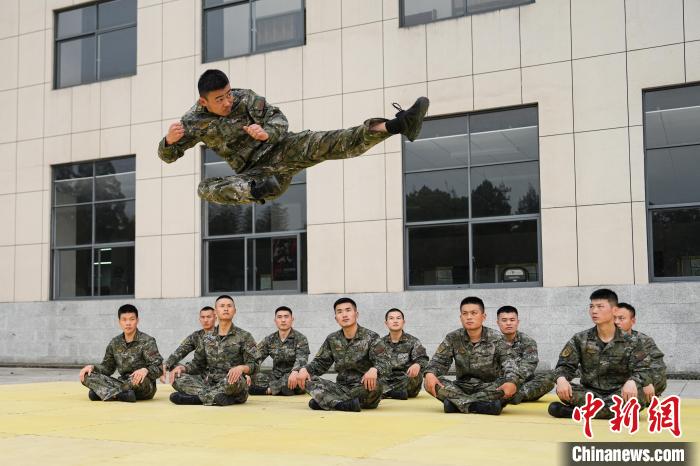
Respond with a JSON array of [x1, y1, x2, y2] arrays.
[[198, 96, 208, 108]]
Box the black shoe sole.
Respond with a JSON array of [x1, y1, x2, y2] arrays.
[[403, 97, 430, 142], [548, 402, 574, 418]]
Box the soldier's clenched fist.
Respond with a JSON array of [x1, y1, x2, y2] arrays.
[[166, 121, 185, 145]]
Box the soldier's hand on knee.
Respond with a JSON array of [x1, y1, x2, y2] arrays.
[[79, 365, 94, 382], [621, 379, 638, 402], [130, 368, 148, 386], [555, 376, 572, 402], [361, 368, 378, 391], [297, 368, 311, 390], [227, 365, 245, 384], [242, 124, 269, 141], [245, 375, 251, 386], [169, 365, 185, 385], [288, 371, 300, 390], [166, 122, 185, 145], [406, 363, 421, 378], [497, 382, 517, 399], [423, 373, 443, 397], [642, 384, 655, 403]]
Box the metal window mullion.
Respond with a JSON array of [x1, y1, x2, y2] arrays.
[[468, 158, 540, 169], [646, 141, 700, 151], [249, 0, 255, 54], [404, 165, 470, 175], [648, 202, 700, 211], [91, 171, 96, 296], [468, 213, 541, 224], [296, 232, 301, 293], [405, 218, 469, 227], [468, 221, 474, 286]]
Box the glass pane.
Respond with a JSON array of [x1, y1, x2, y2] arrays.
[[405, 169, 468, 222], [469, 107, 539, 165], [204, 4, 250, 61], [467, 0, 532, 15], [57, 36, 96, 88], [205, 161, 236, 178], [95, 158, 135, 175], [471, 161, 539, 218], [55, 205, 92, 246], [402, 0, 467, 27], [644, 86, 700, 148], [291, 170, 306, 184], [300, 232, 307, 292], [404, 117, 469, 171], [56, 249, 92, 298], [204, 148, 221, 163], [95, 173, 135, 201], [54, 178, 93, 205], [255, 184, 306, 232], [56, 5, 96, 38], [98, 0, 137, 29], [98, 27, 136, 80], [647, 145, 700, 206], [208, 203, 253, 235], [472, 220, 538, 284], [94, 246, 134, 296], [652, 208, 700, 278], [249, 237, 298, 291], [95, 200, 135, 243], [208, 239, 245, 292], [54, 162, 93, 180], [408, 225, 469, 286], [253, 0, 304, 53]]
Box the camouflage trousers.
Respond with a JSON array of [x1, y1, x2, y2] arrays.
[[516, 371, 556, 402], [383, 372, 423, 398], [82, 372, 157, 401], [251, 372, 304, 396], [306, 376, 384, 410], [564, 382, 645, 419], [172, 373, 248, 406], [198, 118, 392, 205], [434, 377, 505, 413]]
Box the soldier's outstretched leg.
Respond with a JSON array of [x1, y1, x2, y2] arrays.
[[512, 372, 555, 404], [82, 372, 125, 400], [306, 376, 356, 411], [435, 377, 504, 414]]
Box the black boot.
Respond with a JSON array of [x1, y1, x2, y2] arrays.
[[116, 390, 136, 403], [467, 400, 503, 415], [248, 386, 269, 396], [509, 392, 525, 405], [334, 398, 362, 412], [250, 176, 281, 203], [548, 402, 575, 418], [443, 399, 461, 413], [387, 389, 408, 400], [386, 97, 430, 142], [169, 392, 203, 405], [308, 399, 323, 410], [278, 387, 296, 396], [88, 390, 101, 401]]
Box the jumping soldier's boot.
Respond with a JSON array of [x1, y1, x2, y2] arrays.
[[386, 97, 430, 142], [169, 392, 203, 405], [250, 175, 281, 204]]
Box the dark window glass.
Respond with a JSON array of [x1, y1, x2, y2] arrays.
[[208, 239, 246, 292], [204, 161, 236, 179], [469, 107, 538, 165], [467, 0, 533, 15], [408, 225, 469, 286], [98, 27, 136, 80], [204, 3, 251, 61], [255, 183, 306, 232], [98, 0, 137, 29], [95, 173, 135, 201], [94, 246, 134, 295], [652, 208, 700, 278], [646, 146, 700, 206], [253, 0, 305, 53], [56, 5, 96, 38], [55, 205, 92, 246], [208, 204, 253, 236], [56, 249, 92, 297], [402, 0, 466, 27], [472, 220, 538, 284], [95, 158, 135, 175], [248, 236, 299, 291], [404, 117, 469, 171], [54, 162, 93, 180], [54, 178, 93, 205], [95, 200, 135, 243], [405, 169, 469, 222], [470, 161, 540, 217], [57, 36, 96, 88], [644, 86, 700, 149]]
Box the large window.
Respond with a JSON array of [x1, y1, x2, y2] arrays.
[[54, 0, 137, 88], [203, 0, 305, 62], [202, 149, 307, 294], [404, 107, 540, 288], [644, 84, 700, 280], [52, 157, 135, 299], [400, 0, 534, 27]]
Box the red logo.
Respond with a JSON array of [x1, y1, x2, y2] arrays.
[[572, 392, 605, 438], [648, 395, 682, 438], [609, 395, 640, 434]]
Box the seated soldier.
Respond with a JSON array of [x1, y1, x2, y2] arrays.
[[249, 306, 310, 396], [614, 302, 667, 402], [424, 297, 521, 415], [169, 295, 258, 406], [549, 289, 651, 419], [164, 306, 216, 379], [296, 297, 391, 412], [381, 308, 429, 400], [496, 305, 555, 404], [79, 304, 163, 402]]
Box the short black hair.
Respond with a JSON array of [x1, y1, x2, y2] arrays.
[[496, 305, 518, 317], [333, 297, 356, 310], [616, 302, 636, 318], [200, 306, 215, 313], [215, 294, 235, 305], [460, 296, 485, 312], [589, 288, 618, 306], [275, 306, 293, 316], [385, 308, 404, 321], [198, 69, 229, 97], [118, 304, 138, 318]]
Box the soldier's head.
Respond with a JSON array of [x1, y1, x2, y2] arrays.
[[199, 306, 216, 331], [198, 69, 233, 117], [589, 288, 618, 325], [117, 304, 139, 334], [496, 305, 519, 337], [384, 308, 405, 332], [215, 295, 236, 322], [333, 297, 358, 329], [274, 306, 294, 331], [459, 297, 486, 331], [613, 302, 636, 334]]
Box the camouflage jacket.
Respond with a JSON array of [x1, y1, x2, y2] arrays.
[[426, 326, 522, 385], [303, 325, 392, 385], [158, 88, 289, 171], [555, 326, 652, 391], [255, 328, 310, 378], [165, 329, 212, 371], [185, 324, 259, 381], [632, 329, 666, 386], [93, 330, 163, 380], [381, 332, 429, 377], [506, 331, 539, 381]]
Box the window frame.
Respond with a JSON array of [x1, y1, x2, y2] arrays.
[[402, 105, 542, 290], [201, 0, 307, 63], [399, 0, 536, 28], [643, 82, 700, 282]]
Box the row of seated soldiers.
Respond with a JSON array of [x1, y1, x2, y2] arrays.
[[79, 288, 666, 416]]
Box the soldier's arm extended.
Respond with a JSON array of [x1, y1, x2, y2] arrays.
[[410, 338, 430, 371], [518, 337, 540, 381], [496, 339, 522, 386], [554, 337, 581, 381], [425, 336, 454, 377], [293, 334, 311, 372], [244, 90, 288, 144], [303, 337, 334, 376], [369, 336, 392, 378], [93, 340, 117, 376], [254, 336, 271, 366], [143, 337, 164, 379], [165, 332, 198, 371], [242, 333, 259, 375], [157, 118, 201, 164]]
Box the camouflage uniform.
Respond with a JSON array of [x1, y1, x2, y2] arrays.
[[164, 329, 211, 371], [632, 329, 667, 395], [426, 326, 522, 413], [172, 325, 258, 406], [158, 89, 392, 205], [82, 330, 163, 401], [554, 326, 651, 419], [381, 332, 429, 398], [506, 331, 555, 402], [251, 329, 310, 395], [303, 325, 391, 410]]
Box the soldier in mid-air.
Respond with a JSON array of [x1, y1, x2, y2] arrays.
[[381, 308, 429, 400], [158, 69, 429, 205], [163, 306, 216, 382], [79, 304, 163, 402]]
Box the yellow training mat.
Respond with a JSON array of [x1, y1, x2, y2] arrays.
[[0, 382, 696, 466]]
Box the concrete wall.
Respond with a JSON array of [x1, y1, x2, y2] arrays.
[[1, 282, 698, 373]]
